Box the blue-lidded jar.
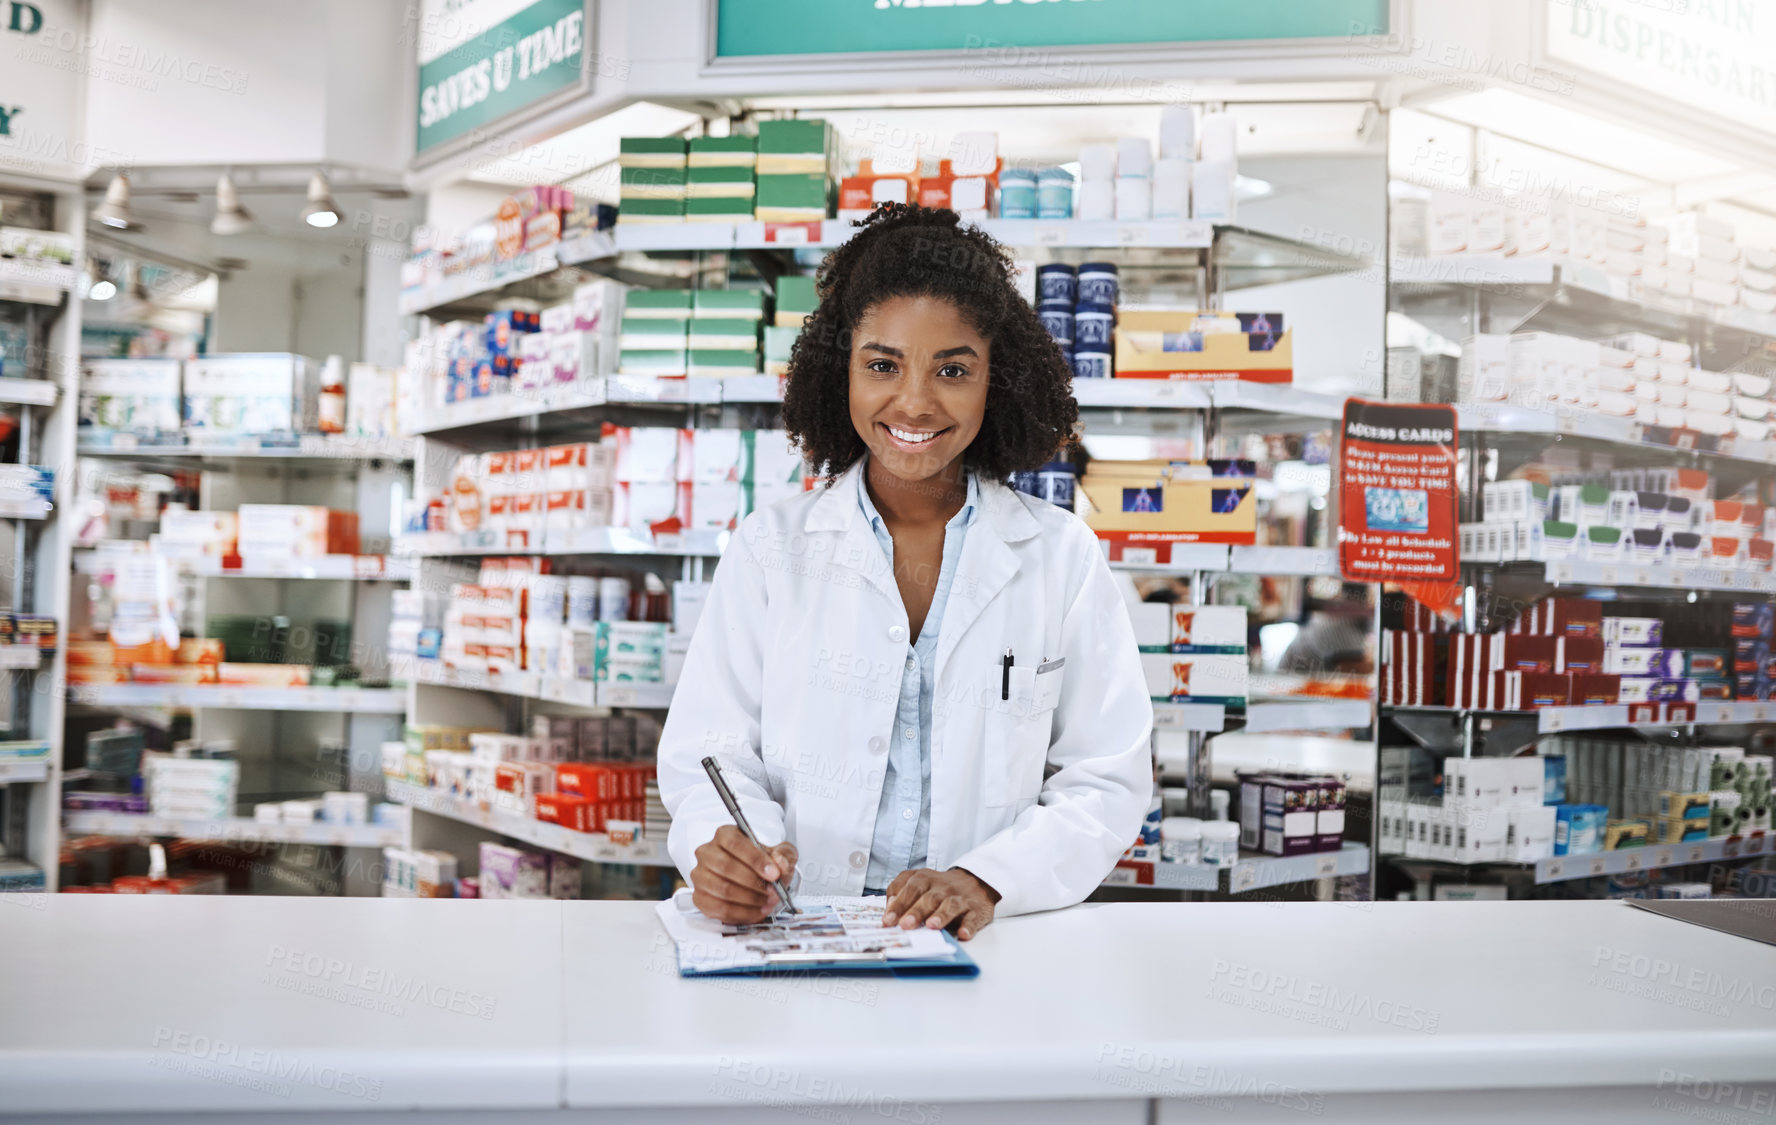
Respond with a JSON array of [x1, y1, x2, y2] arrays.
[[1038, 306, 1074, 347], [1036, 263, 1077, 304], [1078, 261, 1119, 306], [999, 169, 1038, 219], [1072, 351, 1112, 379], [1037, 460, 1077, 510], [1074, 305, 1115, 350], [1037, 167, 1075, 220]]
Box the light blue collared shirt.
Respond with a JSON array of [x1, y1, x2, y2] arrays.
[[859, 464, 979, 892]]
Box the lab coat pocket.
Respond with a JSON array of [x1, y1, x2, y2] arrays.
[[981, 662, 1060, 807]]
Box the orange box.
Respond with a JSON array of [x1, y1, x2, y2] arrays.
[[129, 664, 218, 685], [111, 638, 173, 665], [68, 665, 127, 685], [216, 663, 311, 687], [174, 638, 225, 665], [67, 640, 116, 666], [536, 792, 595, 832]]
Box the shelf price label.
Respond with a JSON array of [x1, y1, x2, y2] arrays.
[[1587, 857, 1608, 876], [605, 686, 639, 707], [1314, 853, 1341, 877], [1230, 863, 1259, 893], [1541, 858, 1564, 880], [1623, 853, 1642, 871], [1686, 844, 1706, 863], [1653, 847, 1674, 868], [1116, 224, 1146, 246], [1033, 225, 1066, 246], [1723, 836, 1742, 858]]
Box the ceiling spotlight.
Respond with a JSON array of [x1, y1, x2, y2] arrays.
[[88, 278, 116, 301], [211, 172, 254, 235], [301, 171, 340, 229], [90, 174, 139, 230]]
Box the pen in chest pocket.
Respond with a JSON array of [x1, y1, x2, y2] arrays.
[[1001, 647, 1013, 701]]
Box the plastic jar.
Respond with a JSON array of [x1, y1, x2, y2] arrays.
[[1077, 262, 1120, 306], [1072, 352, 1111, 379], [1037, 167, 1075, 219], [1073, 305, 1115, 350], [999, 169, 1038, 219], [597, 576, 631, 622], [1036, 263, 1077, 304], [1210, 789, 1231, 821], [567, 576, 597, 627], [1201, 821, 1241, 866], [1161, 817, 1203, 864], [1036, 461, 1077, 510]]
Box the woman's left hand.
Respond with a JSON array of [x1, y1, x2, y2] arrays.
[[882, 867, 1001, 940]]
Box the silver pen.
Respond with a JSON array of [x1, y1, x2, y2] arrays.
[[700, 756, 799, 915]]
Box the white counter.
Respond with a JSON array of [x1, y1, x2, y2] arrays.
[[3, 896, 1774, 1123]]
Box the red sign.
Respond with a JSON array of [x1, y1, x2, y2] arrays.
[[1338, 399, 1459, 584]]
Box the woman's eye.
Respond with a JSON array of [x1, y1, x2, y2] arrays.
[[867, 359, 897, 374], [938, 364, 969, 379]]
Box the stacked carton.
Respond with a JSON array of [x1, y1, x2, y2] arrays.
[[689, 289, 764, 376], [618, 137, 687, 225], [687, 136, 757, 224], [756, 120, 836, 223]]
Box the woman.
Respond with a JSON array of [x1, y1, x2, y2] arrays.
[[657, 204, 1152, 940]]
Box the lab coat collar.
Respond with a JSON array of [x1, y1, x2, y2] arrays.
[[808, 457, 1042, 545]]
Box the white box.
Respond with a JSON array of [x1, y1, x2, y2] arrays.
[[1507, 804, 1556, 862], [79, 359, 183, 433], [182, 354, 320, 433]]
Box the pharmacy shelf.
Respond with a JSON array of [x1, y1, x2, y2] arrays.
[[1243, 698, 1373, 733], [0, 377, 56, 406], [1393, 254, 1776, 341], [68, 684, 406, 714], [1108, 843, 1371, 892], [719, 374, 785, 403], [1212, 381, 1344, 420], [1108, 545, 1338, 578], [1533, 833, 1769, 883], [1073, 380, 1213, 410], [60, 810, 405, 848], [1457, 402, 1776, 466], [1151, 703, 1227, 732], [403, 660, 674, 710], [73, 552, 414, 581], [384, 778, 673, 866], [405, 660, 598, 707], [76, 432, 415, 462], [400, 231, 618, 316], [0, 760, 48, 784], [0, 497, 50, 518], [1387, 703, 1776, 734], [1542, 558, 1776, 594], [395, 527, 727, 559], [411, 376, 724, 435], [0, 257, 78, 304], [617, 219, 1218, 254]]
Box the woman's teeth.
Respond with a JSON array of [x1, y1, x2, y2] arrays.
[[887, 425, 939, 444]]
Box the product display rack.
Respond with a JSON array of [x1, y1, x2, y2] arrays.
[[1381, 219, 1776, 902], [0, 177, 82, 894], [1104, 841, 1373, 893], [55, 431, 415, 892], [392, 213, 1377, 902]]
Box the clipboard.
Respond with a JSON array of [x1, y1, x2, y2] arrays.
[[656, 894, 980, 979]]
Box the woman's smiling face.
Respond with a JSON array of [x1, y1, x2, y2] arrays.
[[847, 295, 991, 488]]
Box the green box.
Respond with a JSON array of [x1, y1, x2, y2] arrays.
[[693, 290, 767, 318], [624, 290, 694, 316], [617, 198, 684, 220], [689, 349, 762, 374], [688, 318, 761, 349], [618, 349, 688, 376], [756, 174, 830, 211], [620, 316, 689, 345], [764, 325, 801, 364], [775, 275, 818, 315], [685, 197, 757, 218], [686, 166, 756, 197], [621, 167, 688, 186], [619, 136, 688, 166], [757, 120, 833, 156], [688, 136, 758, 167]]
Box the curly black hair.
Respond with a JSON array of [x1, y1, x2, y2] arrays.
[[780, 203, 1078, 480]]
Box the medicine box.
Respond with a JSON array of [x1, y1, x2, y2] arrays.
[[182, 354, 320, 433], [1170, 605, 1247, 653], [79, 359, 183, 433], [1140, 651, 1247, 705]]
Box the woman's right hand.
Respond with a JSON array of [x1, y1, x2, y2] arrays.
[[689, 825, 799, 924]]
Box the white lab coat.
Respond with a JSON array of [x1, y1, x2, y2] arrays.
[[657, 460, 1154, 917]]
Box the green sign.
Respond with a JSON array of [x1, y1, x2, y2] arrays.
[[417, 0, 586, 154], [715, 0, 1387, 57]]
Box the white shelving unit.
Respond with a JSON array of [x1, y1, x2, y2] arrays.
[[384, 779, 672, 866], [0, 178, 81, 894], [1106, 843, 1371, 893], [68, 684, 408, 714], [73, 552, 414, 581], [61, 810, 407, 850]]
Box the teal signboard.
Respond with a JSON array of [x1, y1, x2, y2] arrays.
[[715, 0, 1388, 57], [417, 0, 587, 154]]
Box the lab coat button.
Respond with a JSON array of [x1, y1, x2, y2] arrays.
[[849, 850, 867, 869], [868, 736, 886, 754], [888, 625, 908, 643]]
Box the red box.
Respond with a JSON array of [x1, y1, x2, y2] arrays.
[[1508, 597, 1603, 638], [1567, 673, 1621, 705], [536, 792, 595, 832], [1493, 671, 1571, 709]]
